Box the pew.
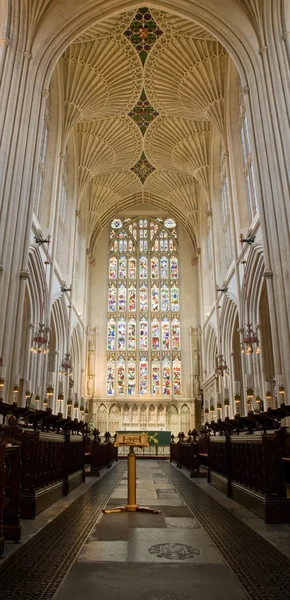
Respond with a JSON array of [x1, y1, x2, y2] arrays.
[[90, 430, 117, 476], [170, 430, 206, 477]]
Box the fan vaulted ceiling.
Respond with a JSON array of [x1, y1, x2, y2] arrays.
[[59, 7, 230, 254]]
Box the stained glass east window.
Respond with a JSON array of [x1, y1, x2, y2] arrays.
[[106, 217, 181, 397]]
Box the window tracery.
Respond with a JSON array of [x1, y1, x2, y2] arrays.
[[106, 216, 181, 398]]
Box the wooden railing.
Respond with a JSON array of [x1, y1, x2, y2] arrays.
[[0, 441, 21, 558], [90, 430, 118, 476], [170, 430, 206, 478]]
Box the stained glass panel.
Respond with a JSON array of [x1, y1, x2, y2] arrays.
[[128, 257, 136, 278], [171, 285, 179, 312], [108, 284, 116, 312], [170, 256, 178, 279], [139, 357, 148, 394], [109, 256, 117, 279], [162, 356, 171, 395], [128, 284, 136, 311], [119, 257, 127, 279], [140, 319, 148, 350], [117, 318, 126, 350], [151, 285, 159, 311], [161, 285, 169, 311], [108, 216, 181, 398], [162, 318, 170, 350], [107, 319, 116, 350], [128, 319, 136, 350], [152, 359, 160, 395], [111, 218, 123, 229], [151, 318, 160, 350], [127, 359, 136, 395], [140, 256, 147, 278], [172, 318, 180, 350], [118, 283, 126, 312], [160, 256, 168, 278], [106, 360, 115, 395], [117, 356, 125, 395], [151, 256, 159, 279], [173, 357, 181, 396], [140, 284, 148, 311], [164, 218, 176, 229]]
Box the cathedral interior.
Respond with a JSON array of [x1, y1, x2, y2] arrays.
[[0, 1, 290, 598]]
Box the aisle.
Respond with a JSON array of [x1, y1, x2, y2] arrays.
[[55, 460, 247, 600]]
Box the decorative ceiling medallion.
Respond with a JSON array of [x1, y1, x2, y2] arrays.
[[128, 89, 159, 135], [123, 7, 163, 65], [131, 152, 156, 183]]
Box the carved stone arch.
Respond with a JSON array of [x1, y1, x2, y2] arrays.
[[132, 403, 138, 424], [157, 404, 165, 425], [97, 402, 108, 434], [180, 403, 191, 434], [167, 403, 178, 434], [109, 402, 120, 433]]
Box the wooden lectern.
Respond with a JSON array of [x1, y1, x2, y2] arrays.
[[103, 433, 160, 514]]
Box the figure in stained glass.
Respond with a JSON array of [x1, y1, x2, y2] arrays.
[[161, 318, 170, 350], [151, 285, 159, 311], [109, 256, 117, 279], [173, 357, 181, 396], [128, 285, 136, 311], [160, 256, 168, 278], [140, 255, 147, 278], [170, 256, 178, 279], [151, 318, 160, 350], [139, 358, 148, 394], [171, 285, 179, 312], [152, 360, 160, 395], [139, 284, 148, 311], [117, 318, 126, 350], [117, 356, 125, 395], [127, 360, 136, 395], [161, 284, 169, 311], [151, 256, 159, 279], [128, 319, 136, 350], [119, 256, 127, 278], [139, 319, 148, 350], [107, 319, 116, 351], [118, 283, 126, 312], [162, 357, 171, 395], [106, 360, 115, 395], [128, 257, 136, 278], [108, 285, 116, 312], [172, 318, 180, 350]]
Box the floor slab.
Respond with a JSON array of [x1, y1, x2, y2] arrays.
[[55, 562, 247, 600]]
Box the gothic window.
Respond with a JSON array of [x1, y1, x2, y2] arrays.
[[220, 146, 233, 268], [239, 92, 258, 222], [106, 217, 181, 398], [34, 92, 50, 220]]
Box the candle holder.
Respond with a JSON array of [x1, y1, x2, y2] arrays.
[[43, 398, 48, 407]]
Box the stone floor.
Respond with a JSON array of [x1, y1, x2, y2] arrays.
[[55, 461, 247, 600]]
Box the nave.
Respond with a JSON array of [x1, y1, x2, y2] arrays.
[[1, 460, 290, 600]]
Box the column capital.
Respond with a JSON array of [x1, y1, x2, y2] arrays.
[[259, 46, 268, 55], [263, 269, 273, 279], [20, 270, 30, 280], [0, 37, 10, 47]]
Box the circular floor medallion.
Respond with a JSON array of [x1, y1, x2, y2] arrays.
[[148, 543, 200, 560]]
